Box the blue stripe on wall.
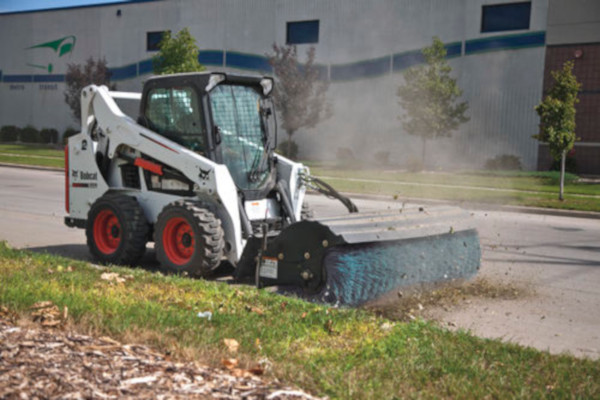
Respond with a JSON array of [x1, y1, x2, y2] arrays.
[[109, 63, 137, 81], [465, 31, 545, 54], [445, 42, 462, 58], [199, 50, 224, 66], [331, 55, 390, 81], [33, 74, 65, 82], [0, 33, 546, 84], [3, 75, 33, 83], [226, 52, 272, 72], [392, 49, 424, 72], [138, 59, 153, 75]]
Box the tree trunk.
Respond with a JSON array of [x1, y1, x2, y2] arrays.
[[421, 137, 427, 170], [559, 149, 566, 201], [287, 131, 294, 159]]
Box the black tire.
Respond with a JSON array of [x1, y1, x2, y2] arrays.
[[301, 202, 314, 220], [154, 201, 225, 277], [86, 193, 149, 266]]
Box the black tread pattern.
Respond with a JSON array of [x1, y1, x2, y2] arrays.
[[86, 193, 149, 266], [155, 201, 225, 277]]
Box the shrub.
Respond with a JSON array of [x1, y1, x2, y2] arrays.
[[336, 147, 354, 161], [40, 128, 59, 144], [405, 156, 424, 172], [19, 126, 42, 143], [485, 154, 522, 171], [0, 126, 20, 142], [276, 140, 299, 159], [374, 150, 390, 166], [62, 127, 79, 145]]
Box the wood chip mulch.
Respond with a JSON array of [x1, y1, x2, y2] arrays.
[[0, 317, 324, 400]]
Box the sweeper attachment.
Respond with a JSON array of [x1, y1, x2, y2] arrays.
[[64, 72, 480, 307], [254, 205, 480, 306]]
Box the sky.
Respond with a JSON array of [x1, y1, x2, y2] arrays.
[[0, 0, 131, 14]]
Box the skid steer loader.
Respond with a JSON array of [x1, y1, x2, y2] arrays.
[[64, 72, 480, 306]]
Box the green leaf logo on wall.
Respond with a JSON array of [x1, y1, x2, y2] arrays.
[[26, 35, 76, 73]]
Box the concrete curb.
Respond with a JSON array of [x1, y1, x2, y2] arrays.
[[2, 163, 598, 220]]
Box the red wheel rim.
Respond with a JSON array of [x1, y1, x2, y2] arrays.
[[93, 209, 121, 254], [162, 217, 195, 265]]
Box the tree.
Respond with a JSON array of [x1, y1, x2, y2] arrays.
[[152, 28, 205, 75], [64, 57, 115, 121], [534, 61, 580, 201], [267, 44, 331, 158], [396, 37, 469, 168]]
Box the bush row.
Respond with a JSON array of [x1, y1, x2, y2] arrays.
[[0, 126, 79, 145]]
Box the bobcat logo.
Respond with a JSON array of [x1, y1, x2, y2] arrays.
[[198, 168, 211, 181]]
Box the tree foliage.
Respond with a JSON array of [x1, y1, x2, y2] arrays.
[[267, 44, 331, 157], [396, 37, 469, 165], [534, 61, 580, 160], [152, 28, 205, 75], [64, 57, 115, 121], [534, 60, 580, 200]]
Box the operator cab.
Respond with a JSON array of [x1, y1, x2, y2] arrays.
[[139, 72, 277, 199]]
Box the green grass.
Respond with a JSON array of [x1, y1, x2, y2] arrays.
[[309, 165, 600, 212], [1, 144, 598, 212], [1, 242, 598, 399], [0, 144, 63, 168]]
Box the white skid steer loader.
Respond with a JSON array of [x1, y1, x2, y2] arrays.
[[65, 72, 480, 306]]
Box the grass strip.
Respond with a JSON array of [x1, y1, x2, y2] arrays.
[[316, 176, 600, 213], [0, 144, 64, 168], [1, 242, 598, 399], [0, 144, 64, 158], [310, 166, 600, 197]]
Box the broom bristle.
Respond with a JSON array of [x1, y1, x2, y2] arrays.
[[316, 230, 481, 306]]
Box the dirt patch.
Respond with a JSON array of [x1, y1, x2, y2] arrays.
[[365, 277, 534, 322]]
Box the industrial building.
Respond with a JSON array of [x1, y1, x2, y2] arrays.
[[0, 0, 598, 173]]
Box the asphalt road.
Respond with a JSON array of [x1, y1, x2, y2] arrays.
[[1, 166, 599, 359]]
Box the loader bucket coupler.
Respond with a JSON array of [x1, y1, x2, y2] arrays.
[[258, 206, 481, 307]]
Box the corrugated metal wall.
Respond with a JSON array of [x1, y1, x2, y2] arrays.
[[0, 0, 549, 169]]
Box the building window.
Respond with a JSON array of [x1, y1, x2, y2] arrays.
[[286, 20, 319, 44], [481, 2, 531, 33], [147, 31, 168, 51]]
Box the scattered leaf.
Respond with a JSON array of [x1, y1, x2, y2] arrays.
[[324, 319, 335, 334], [30, 301, 55, 310], [221, 358, 239, 370], [245, 305, 264, 315], [247, 366, 264, 376], [301, 312, 308, 319], [223, 338, 240, 353], [100, 272, 126, 284]]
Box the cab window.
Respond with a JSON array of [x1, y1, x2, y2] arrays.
[[144, 87, 205, 152]]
